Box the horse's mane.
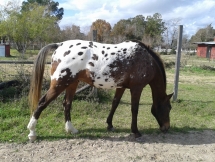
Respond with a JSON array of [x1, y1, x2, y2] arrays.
[[131, 40, 167, 89]]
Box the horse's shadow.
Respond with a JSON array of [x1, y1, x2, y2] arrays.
[[37, 127, 215, 145]]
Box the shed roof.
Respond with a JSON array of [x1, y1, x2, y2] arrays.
[[193, 41, 215, 45]]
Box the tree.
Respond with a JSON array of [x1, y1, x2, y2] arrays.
[[128, 15, 146, 40], [143, 13, 166, 47], [90, 19, 111, 43], [0, 2, 58, 54], [111, 15, 146, 43], [163, 18, 181, 51], [21, 0, 64, 20], [189, 24, 215, 49], [190, 24, 215, 42], [60, 24, 86, 41], [111, 19, 131, 43]]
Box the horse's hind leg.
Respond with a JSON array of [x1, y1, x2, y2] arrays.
[[63, 81, 79, 134], [106, 88, 125, 131], [27, 84, 66, 142]]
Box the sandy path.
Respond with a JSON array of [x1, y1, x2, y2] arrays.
[[1, 130, 215, 162]]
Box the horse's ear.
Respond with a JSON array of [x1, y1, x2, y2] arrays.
[[163, 93, 174, 104], [167, 93, 174, 100]]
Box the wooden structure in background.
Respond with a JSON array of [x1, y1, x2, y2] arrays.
[[193, 38, 215, 59], [0, 45, 10, 57]]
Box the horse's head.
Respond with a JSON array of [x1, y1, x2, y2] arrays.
[[151, 93, 173, 132]]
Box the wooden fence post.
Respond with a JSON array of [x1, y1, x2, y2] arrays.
[[92, 30, 98, 97], [93, 30, 97, 42], [173, 25, 183, 101]]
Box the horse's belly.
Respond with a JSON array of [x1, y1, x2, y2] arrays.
[[93, 76, 120, 89]]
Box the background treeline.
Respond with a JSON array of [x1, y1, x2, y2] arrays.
[[0, 0, 215, 55]]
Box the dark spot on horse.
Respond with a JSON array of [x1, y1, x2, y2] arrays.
[[61, 68, 70, 74], [81, 46, 88, 49], [106, 58, 108, 60], [99, 84, 103, 86], [91, 72, 95, 77], [92, 80, 95, 82], [89, 62, 94, 67], [64, 50, 71, 57], [76, 43, 81, 46], [103, 46, 105, 48], [107, 47, 110, 50], [81, 59, 83, 61], [61, 43, 63, 46], [78, 52, 83, 55], [92, 54, 98, 60], [72, 58, 75, 59], [108, 63, 115, 68], [123, 52, 127, 54], [88, 42, 93, 48], [123, 48, 127, 52], [111, 52, 115, 55], [118, 51, 121, 53], [97, 77, 100, 79], [135, 48, 140, 52], [94, 45, 97, 48], [105, 79, 108, 82], [69, 45, 73, 48], [61, 69, 66, 73], [114, 46, 117, 48], [102, 51, 105, 54], [103, 72, 108, 75], [58, 59, 61, 63], [105, 54, 108, 57]]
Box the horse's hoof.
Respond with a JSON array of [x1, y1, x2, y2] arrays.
[[71, 128, 78, 134], [28, 135, 37, 142], [107, 126, 114, 131], [135, 136, 144, 142], [134, 132, 142, 138]]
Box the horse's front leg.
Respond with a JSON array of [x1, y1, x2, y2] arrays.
[[106, 88, 125, 131], [130, 87, 143, 138], [63, 82, 79, 134]]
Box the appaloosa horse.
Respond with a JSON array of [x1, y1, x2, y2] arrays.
[[27, 40, 173, 142]]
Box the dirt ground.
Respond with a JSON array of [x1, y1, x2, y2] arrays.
[[1, 130, 215, 162]]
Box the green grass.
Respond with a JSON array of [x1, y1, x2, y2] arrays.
[[0, 59, 215, 143]]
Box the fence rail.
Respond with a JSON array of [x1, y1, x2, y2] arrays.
[[0, 61, 51, 64], [0, 60, 92, 94]]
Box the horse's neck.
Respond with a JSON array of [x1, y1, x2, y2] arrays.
[[149, 70, 167, 104]]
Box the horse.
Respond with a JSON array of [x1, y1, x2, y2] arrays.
[[27, 39, 173, 142]]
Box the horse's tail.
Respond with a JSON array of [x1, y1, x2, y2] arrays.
[[29, 43, 59, 113]]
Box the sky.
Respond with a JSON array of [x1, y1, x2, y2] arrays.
[[1, 0, 215, 37]]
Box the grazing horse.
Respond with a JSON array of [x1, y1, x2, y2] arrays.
[[27, 40, 173, 142]]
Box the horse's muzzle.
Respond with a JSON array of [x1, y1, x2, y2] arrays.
[[160, 123, 170, 133]]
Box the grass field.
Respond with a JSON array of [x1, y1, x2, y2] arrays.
[[0, 53, 215, 143]]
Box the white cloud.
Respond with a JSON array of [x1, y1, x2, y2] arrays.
[[0, 0, 22, 6]]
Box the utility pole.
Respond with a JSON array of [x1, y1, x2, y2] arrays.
[[92, 30, 98, 97], [173, 25, 183, 101]]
